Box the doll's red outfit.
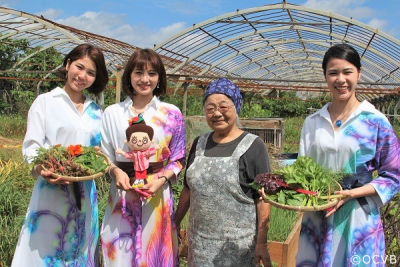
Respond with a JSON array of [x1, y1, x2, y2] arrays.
[[124, 147, 157, 179]]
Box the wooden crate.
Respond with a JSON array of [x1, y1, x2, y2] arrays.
[[185, 116, 284, 153], [268, 213, 302, 267]]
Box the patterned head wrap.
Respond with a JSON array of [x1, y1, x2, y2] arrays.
[[203, 78, 242, 113]]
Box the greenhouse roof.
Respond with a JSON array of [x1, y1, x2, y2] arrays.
[[0, 2, 399, 100]]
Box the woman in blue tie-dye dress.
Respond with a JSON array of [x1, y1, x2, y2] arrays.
[[12, 44, 108, 267], [296, 44, 400, 267]]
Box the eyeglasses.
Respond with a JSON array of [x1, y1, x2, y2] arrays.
[[204, 104, 234, 114]]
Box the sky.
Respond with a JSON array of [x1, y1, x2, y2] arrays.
[[1, 0, 399, 48]]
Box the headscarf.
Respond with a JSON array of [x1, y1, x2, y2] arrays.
[[203, 78, 242, 113]]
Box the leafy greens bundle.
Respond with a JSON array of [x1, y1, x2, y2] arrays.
[[31, 144, 108, 177], [251, 156, 345, 207]]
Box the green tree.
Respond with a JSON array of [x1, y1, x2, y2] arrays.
[[0, 37, 30, 113], [0, 38, 64, 115]]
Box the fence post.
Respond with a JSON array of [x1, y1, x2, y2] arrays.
[[182, 82, 190, 116], [115, 64, 123, 103]]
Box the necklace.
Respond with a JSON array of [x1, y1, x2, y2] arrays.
[[132, 105, 147, 118], [330, 101, 357, 127]]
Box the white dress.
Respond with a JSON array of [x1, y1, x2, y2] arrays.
[[296, 101, 400, 267], [100, 96, 186, 266], [12, 87, 102, 267]]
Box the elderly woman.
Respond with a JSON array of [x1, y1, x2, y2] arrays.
[[175, 78, 272, 267]]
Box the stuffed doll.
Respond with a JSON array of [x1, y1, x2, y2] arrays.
[[116, 116, 160, 197]]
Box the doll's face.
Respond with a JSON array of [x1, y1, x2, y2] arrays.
[[127, 132, 152, 151]]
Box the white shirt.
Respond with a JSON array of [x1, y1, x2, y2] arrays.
[[299, 100, 398, 207], [23, 87, 103, 164]]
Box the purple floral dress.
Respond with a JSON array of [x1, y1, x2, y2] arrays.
[[297, 101, 400, 267]]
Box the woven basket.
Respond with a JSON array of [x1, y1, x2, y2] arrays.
[[41, 152, 111, 182], [260, 181, 344, 212]]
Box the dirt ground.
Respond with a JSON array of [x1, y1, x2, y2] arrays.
[[0, 135, 22, 147]]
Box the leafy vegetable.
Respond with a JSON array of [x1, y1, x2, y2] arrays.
[[251, 156, 345, 207], [31, 144, 108, 177]]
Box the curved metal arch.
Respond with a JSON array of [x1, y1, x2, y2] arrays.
[[228, 48, 400, 84], [257, 63, 381, 86], [242, 57, 321, 77], [193, 26, 397, 79], [1, 8, 82, 42], [0, 7, 139, 76], [154, 2, 399, 99], [154, 3, 397, 50], [13, 40, 70, 68]]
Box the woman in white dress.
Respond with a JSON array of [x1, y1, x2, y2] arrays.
[[12, 44, 108, 267], [296, 44, 400, 267]]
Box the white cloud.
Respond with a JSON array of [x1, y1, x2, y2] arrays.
[[42, 10, 186, 48], [154, 0, 222, 16], [302, 0, 397, 36], [35, 8, 63, 20], [367, 18, 388, 30], [303, 0, 374, 19], [367, 18, 397, 37]]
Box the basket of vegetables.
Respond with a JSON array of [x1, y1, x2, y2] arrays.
[[31, 144, 111, 182], [251, 156, 345, 212]]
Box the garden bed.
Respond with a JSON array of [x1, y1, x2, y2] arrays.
[[178, 207, 302, 266], [268, 213, 302, 267]]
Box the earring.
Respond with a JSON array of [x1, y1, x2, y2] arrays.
[[65, 72, 68, 79], [156, 82, 159, 89]]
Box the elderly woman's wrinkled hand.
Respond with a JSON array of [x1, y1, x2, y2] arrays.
[[255, 243, 272, 267]]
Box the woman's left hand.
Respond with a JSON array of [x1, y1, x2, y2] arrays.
[[141, 177, 165, 199], [325, 189, 353, 217], [255, 243, 272, 267]]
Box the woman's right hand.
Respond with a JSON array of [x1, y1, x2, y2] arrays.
[[113, 168, 133, 191], [34, 165, 70, 185]]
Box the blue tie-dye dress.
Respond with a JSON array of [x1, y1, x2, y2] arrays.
[[296, 101, 400, 267], [12, 87, 102, 267]]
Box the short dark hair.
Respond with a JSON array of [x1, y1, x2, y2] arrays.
[[60, 44, 109, 96], [122, 48, 167, 97], [322, 44, 361, 76]]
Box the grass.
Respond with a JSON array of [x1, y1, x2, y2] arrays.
[[0, 114, 27, 141], [0, 115, 398, 266], [268, 207, 299, 242], [0, 149, 32, 266]]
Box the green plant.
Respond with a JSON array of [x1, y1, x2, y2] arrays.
[[32, 145, 108, 176], [268, 207, 299, 242], [0, 152, 33, 267], [382, 194, 400, 256], [0, 114, 27, 140]]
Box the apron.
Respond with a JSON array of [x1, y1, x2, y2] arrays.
[[186, 132, 258, 267]]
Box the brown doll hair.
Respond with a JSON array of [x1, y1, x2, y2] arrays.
[[126, 118, 154, 141]]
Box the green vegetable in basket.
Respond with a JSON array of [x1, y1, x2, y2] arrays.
[[31, 144, 108, 177], [251, 156, 345, 207]]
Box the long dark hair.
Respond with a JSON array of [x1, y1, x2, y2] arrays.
[[322, 44, 361, 76], [60, 44, 109, 95], [122, 48, 167, 97]]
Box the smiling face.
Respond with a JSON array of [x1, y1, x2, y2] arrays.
[[325, 57, 361, 103], [127, 131, 152, 151], [65, 56, 96, 93], [130, 63, 159, 97], [204, 93, 237, 133]]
